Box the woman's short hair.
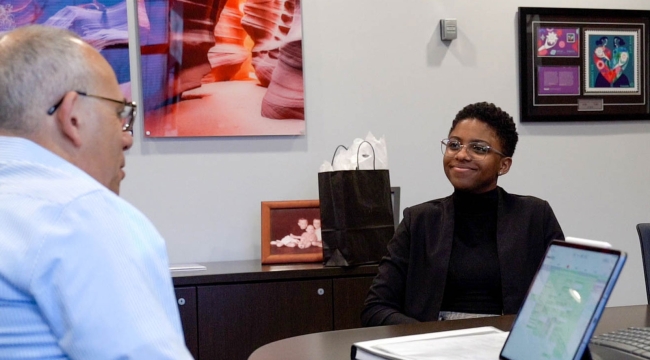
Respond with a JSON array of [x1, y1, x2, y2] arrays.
[[449, 102, 519, 157]]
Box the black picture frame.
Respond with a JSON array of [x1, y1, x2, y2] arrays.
[[390, 187, 401, 229], [518, 7, 650, 122]]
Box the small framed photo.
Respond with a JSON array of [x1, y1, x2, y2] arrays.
[[518, 7, 650, 122], [261, 200, 323, 265]]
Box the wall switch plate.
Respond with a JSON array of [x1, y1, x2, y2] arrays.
[[440, 18, 457, 41]]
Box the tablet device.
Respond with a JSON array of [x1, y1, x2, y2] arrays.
[[565, 236, 612, 249], [500, 240, 626, 360]]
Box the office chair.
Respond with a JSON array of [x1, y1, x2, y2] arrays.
[[637, 223, 650, 304]]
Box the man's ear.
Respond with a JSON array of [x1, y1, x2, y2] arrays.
[[498, 157, 512, 176], [54, 91, 83, 148]]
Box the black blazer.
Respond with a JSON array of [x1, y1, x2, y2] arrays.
[[361, 187, 564, 326]]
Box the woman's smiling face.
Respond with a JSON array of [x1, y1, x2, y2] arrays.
[[443, 118, 511, 194]]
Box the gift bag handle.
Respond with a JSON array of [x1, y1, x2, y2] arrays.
[[329, 142, 376, 169], [356, 141, 376, 170], [330, 145, 348, 165]]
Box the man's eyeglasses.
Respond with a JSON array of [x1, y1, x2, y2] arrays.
[[47, 91, 137, 135], [440, 138, 507, 160]]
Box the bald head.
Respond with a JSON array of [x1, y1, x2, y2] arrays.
[[0, 25, 99, 135]]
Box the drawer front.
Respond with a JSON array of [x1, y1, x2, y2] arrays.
[[333, 276, 375, 330], [175, 286, 198, 359], [198, 279, 333, 360]]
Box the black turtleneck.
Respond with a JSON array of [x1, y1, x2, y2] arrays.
[[440, 187, 503, 314]]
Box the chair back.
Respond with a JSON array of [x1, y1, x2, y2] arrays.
[[637, 223, 650, 303]]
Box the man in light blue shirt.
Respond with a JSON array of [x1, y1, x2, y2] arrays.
[[0, 26, 193, 359]]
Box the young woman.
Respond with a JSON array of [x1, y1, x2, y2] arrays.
[[362, 102, 564, 326]]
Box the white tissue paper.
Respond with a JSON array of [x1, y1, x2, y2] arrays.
[[319, 132, 389, 172]]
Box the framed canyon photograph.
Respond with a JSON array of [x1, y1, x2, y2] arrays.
[[139, 0, 305, 137]]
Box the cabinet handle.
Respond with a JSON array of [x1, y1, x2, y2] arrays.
[[317, 288, 325, 296], [178, 297, 186, 306]]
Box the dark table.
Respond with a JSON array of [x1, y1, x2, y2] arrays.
[[249, 305, 650, 360]]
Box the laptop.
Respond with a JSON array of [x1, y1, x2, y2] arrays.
[[500, 240, 627, 360], [351, 240, 626, 360]]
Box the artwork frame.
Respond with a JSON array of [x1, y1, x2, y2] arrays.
[[518, 7, 650, 122], [1, 0, 137, 100], [261, 200, 322, 265], [390, 187, 401, 229], [139, 0, 305, 137]]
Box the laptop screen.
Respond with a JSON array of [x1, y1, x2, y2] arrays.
[[500, 240, 626, 360]]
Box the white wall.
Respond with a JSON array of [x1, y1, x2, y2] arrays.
[[122, 0, 650, 307]]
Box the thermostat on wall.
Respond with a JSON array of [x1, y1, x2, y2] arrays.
[[440, 18, 457, 41]]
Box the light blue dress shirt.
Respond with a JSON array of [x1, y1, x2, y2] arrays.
[[0, 137, 193, 359]]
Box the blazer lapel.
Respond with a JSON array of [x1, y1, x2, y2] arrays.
[[495, 187, 528, 313]]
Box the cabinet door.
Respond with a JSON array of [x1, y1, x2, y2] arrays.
[[198, 279, 333, 360], [332, 276, 375, 330], [175, 286, 198, 359]]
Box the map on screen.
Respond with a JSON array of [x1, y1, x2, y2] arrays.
[[500, 241, 626, 360]]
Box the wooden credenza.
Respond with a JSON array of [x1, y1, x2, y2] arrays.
[[172, 260, 379, 360]]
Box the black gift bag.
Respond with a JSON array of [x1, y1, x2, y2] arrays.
[[318, 142, 395, 267]]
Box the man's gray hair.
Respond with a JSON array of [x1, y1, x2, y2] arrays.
[[0, 25, 95, 133]]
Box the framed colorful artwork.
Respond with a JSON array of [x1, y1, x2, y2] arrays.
[[139, 0, 305, 137], [261, 200, 322, 265], [0, 0, 141, 100], [518, 7, 650, 122]]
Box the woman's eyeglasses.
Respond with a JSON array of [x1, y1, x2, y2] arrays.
[[440, 138, 506, 159]]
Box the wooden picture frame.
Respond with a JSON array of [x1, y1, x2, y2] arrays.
[[518, 7, 650, 122], [261, 200, 323, 264]]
